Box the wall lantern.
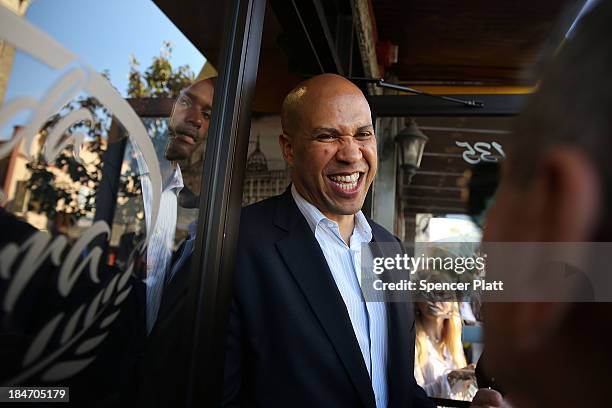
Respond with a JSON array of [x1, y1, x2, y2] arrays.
[[395, 118, 428, 183]]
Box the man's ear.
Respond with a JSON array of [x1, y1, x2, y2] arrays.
[[279, 133, 294, 166], [531, 146, 601, 241]]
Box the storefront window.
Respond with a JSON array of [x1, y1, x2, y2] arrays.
[[0, 0, 225, 404], [394, 115, 511, 403], [372, 115, 508, 232]]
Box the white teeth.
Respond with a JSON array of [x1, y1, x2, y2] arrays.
[[328, 172, 360, 191], [336, 181, 357, 190], [329, 172, 360, 183]]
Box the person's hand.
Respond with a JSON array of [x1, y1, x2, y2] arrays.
[[447, 366, 476, 387], [470, 388, 512, 408]]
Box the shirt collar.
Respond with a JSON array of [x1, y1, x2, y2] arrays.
[[353, 209, 373, 244], [135, 147, 184, 194], [290, 184, 372, 243], [291, 184, 326, 233], [166, 164, 184, 194]]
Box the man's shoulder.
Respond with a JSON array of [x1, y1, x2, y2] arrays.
[[237, 193, 291, 251], [241, 193, 283, 219], [239, 192, 291, 235]]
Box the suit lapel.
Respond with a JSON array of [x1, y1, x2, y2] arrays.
[[151, 244, 191, 336], [274, 190, 376, 408]]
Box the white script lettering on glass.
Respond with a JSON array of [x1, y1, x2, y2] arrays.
[[455, 141, 505, 164], [0, 7, 161, 384], [0, 5, 161, 240], [0, 222, 138, 384]]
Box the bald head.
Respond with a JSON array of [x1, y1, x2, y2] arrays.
[[278, 73, 377, 221], [281, 74, 369, 136]]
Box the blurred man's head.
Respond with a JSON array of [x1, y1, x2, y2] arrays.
[[279, 74, 377, 220], [483, 2, 612, 406], [165, 78, 215, 162]]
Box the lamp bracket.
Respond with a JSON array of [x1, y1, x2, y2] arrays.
[[348, 77, 484, 108]]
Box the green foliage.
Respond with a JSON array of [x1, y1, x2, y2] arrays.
[[26, 97, 106, 219], [127, 55, 147, 99], [127, 41, 195, 98], [26, 41, 194, 223]]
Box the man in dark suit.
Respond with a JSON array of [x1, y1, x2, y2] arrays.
[[138, 78, 214, 406], [223, 74, 501, 407]]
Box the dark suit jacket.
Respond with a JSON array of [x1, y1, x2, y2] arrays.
[[138, 240, 192, 407], [224, 189, 434, 408]]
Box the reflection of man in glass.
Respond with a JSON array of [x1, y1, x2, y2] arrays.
[[165, 78, 214, 204], [142, 78, 214, 333]]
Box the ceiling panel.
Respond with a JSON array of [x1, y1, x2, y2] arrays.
[[372, 0, 582, 85]]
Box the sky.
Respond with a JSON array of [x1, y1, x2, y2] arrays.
[[4, 0, 206, 103]]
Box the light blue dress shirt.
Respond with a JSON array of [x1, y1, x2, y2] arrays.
[[291, 185, 388, 408], [140, 163, 183, 334]]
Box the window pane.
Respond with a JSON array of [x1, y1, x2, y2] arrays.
[[0, 1, 224, 404], [242, 115, 290, 206], [396, 116, 513, 402]]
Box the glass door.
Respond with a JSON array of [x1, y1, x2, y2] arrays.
[[0, 0, 264, 405]]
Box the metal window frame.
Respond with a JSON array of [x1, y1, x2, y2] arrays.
[[180, 0, 267, 407]]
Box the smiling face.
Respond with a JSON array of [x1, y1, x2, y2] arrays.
[[279, 75, 377, 219], [165, 79, 214, 162]]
